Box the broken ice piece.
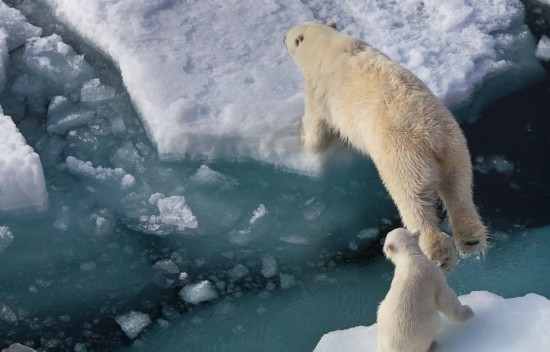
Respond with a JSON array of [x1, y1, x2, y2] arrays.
[[115, 311, 152, 340], [179, 280, 218, 305]]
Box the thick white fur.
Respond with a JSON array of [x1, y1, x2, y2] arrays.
[[377, 228, 474, 352], [284, 22, 487, 272]]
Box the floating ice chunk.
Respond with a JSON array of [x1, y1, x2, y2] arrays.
[[536, 35, 550, 61], [0, 31, 6, 92], [313, 291, 550, 352], [1, 343, 37, 352], [156, 196, 198, 231], [0, 2, 42, 50], [280, 235, 309, 246], [356, 228, 380, 241], [66, 156, 136, 190], [73, 343, 87, 352], [47, 106, 96, 134], [53, 206, 70, 231], [179, 280, 219, 305], [148, 192, 165, 205], [0, 303, 17, 324], [115, 311, 152, 340], [227, 264, 249, 281], [80, 262, 96, 271], [190, 165, 238, 187], [227, 228, 252, 245], [153, 259, 180, 274], [0, 226, 14, 254], [0, 114, 48, 212], [261, 254, 278, 278], [80, 78, 115, 102], [279, 273, 296, 290], [21, 35, 93, 89], [474, 155, 515, 175], [250, 204, 267, 224], [139, 194, 198, 235]]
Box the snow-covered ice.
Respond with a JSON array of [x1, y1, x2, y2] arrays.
[[0, 113, 48, 212], [39, 0, 543, 174], [115, 311, 152, 340], [0, 226, 14, 255], [313, 291, 550, 352]]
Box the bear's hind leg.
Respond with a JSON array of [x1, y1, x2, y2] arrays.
[[377, 157, 457, 273], [439, 162, 488, 258]]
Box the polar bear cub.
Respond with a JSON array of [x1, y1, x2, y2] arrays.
[[377, 228, 474, 352], [284, 21, 488, 272]]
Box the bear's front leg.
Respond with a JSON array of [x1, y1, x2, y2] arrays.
[[300, 82, 331, 153]]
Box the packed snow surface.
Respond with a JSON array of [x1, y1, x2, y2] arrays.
[[40, 0, 542, 174], [0, 4, 47, 213], [313, 291, 550, 352], [0, 114, 48, 212]]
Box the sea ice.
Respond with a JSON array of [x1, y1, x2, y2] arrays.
[[227, 264, 250, 281], [66, 156, 136, 190], [80, 78, 115, 102], [39, 0, 543, 174], [0, 226, 14, 254], [261, 254, 278, 278], [1, 344, 37, 352], [474, 154, 515, 175], [0, 2, 42, 50], [250, 204, 267, 224], [140, 194, 198, 235], [115, 311, 152, 340], [536, 35, 550, 61], [0, 31, 6, 92], [179, 280, 219, 305], [313, 291, 550, 352], [0, 114, 48, 212], [153, 259, 180, 275], [0, 304, 17, 324]]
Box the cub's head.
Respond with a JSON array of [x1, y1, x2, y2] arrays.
[[283, 21, 338, 68], [383, 228, 421, 263]]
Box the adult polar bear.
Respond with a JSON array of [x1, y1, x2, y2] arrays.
[[284, 21, 487, 272]]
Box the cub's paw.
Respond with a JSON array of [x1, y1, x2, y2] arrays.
[[421, 232, 457, 274], [458, 305, 474, 322]]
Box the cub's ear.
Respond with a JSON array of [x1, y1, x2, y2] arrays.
[[385, 243, 396, 254], [326, 20, 337, 30], [411, 229, 421, 239]]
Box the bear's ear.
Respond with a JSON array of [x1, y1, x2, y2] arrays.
[[326, 20, 337, 30]]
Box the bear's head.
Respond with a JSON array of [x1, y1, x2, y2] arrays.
[[383, 228, 421, 263], [284, 21, 338, 70]]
